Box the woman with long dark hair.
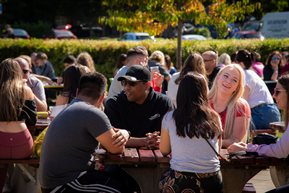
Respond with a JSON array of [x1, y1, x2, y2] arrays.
[[160, 72, 223, 193]]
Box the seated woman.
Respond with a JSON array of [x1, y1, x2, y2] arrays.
[[0, 58, 37, 190], [167, 53, 206, 107], [209, 64, 251, 148], [228, 74, 289, 193], [235, 49, 280, 130], [160, 72, 223, 193], [263, 51, 282, 82]]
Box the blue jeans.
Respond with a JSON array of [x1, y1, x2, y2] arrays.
[[251, 103, 281, 130]]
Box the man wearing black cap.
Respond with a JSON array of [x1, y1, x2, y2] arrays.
[[105, 65, 173, 148], [107, 46, 149, 99]]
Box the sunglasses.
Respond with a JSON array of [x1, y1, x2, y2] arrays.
[[273, 88, 286, 96], [22, 69, 30, 74], [121, 80, 144, 87], [272, 57, 281, 61]]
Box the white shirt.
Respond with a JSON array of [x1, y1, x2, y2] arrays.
[[107, 66, 128, 99], [167, 72, 180, 107], [162, 111, 220, 173], [244, 69, 274, 108]]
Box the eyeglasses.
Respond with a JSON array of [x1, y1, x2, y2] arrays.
[[22, 69, 30, 74], [203, 59, 214, 62], [273, 88, 287, 96], [121, 80, 144, 87], [272, 57, 281, 61]]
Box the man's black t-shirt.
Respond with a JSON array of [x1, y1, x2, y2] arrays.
[[105, 88, 173, 137]]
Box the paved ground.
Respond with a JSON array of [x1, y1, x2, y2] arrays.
[[249, 169, 275, 193]]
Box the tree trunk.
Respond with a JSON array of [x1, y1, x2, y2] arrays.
[[176, 20, 182, 69]]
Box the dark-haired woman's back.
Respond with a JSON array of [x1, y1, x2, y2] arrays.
[[160, 73, 223, 193]]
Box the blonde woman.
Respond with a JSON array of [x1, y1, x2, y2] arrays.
[[209, 64, 251, 148], [0, 58, 37, 189], [167, 52, 206, 107], [76, 51, 96, 72]]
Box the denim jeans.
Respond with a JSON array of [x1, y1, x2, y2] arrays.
[[251, 103, 281, 130]]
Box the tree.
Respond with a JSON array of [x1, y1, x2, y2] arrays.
[[101, 0, 260, 68]]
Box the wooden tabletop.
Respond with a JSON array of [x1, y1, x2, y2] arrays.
[[100, 148, 283, 193]]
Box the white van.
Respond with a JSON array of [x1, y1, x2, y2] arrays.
[[261, 12, 289, 38]]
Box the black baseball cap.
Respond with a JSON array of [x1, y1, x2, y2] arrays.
[[118, 65, 151, 82]]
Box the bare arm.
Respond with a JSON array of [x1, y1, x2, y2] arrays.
[[242, 85, 250, 101], [222, 116, 249, 148], [159, 127, 171, 156], [33, 95, 48, 111], [96, 128, 129, 154]]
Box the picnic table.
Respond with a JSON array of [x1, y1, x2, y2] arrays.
[[101, 148, 283, 193]]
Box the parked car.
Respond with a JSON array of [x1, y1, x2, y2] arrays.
[[232, 20, 265, 40], [119, 32, 155, 41], [12, 28, 30, 39], [1, 28, 30, 39], [181, 34, 207, 40], [46, 29, 77, 39]]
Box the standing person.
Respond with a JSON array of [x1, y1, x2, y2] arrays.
[[31, 52, 57, 84], [235, 49, 280, 130], [148, 50, 171, 94], [167, 53, 206, 107], [202, 50, 221, 88], [14, 56, 48, 111], [39, 72, 130, 193], [114, 53, 127, 76], [76, 51, 96, 72], [218, 53, 231, 67], [228, 74, 289, 193], [0, 58, 37, 190], [164, 54, 177, 75], [209, 64, 251, 148], [159, 73, 223, 193], [105, 65, 172, 148], [263, 51, 282, 81], [251, 51, 264, 78], [108, 46, 149, 99]]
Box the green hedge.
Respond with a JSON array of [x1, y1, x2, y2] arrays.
[[0, 38, 289, 78]]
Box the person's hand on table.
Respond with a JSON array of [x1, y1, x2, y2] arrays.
[[146, 131, 160, 149], [112, 128, 130, 147], [227, 142, 247, 153]]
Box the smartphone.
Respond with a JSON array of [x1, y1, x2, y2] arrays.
[[150, 66, 159, 73]]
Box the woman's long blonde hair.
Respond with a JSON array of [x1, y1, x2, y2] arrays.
[[0, 58, 25, 121], [208, 64, 247, 139]]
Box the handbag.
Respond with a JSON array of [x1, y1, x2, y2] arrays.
[[252, 133, 277, 145]]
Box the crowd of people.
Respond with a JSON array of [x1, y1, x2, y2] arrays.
[[0, 47, 289, 193]]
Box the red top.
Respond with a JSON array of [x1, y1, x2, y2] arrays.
[[210, 99, 251, 129]]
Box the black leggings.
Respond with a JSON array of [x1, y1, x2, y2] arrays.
[[44, 170, 126, 193]]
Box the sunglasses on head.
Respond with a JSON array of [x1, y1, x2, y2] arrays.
[[121, 80, 144, 87], [22, 69, 30, 74], [274, 88, 286, 96]]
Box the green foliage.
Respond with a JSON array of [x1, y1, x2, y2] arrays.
[[0, 38, 288, 77]]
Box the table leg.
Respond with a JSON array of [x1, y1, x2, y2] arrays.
[[123, 166, 161, 193], [221, 168, 262, 193]]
